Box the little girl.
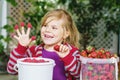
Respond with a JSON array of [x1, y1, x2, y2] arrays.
[[7, 9, 81, 80]]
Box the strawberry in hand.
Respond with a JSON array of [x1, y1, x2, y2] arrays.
[[54, 45, 60, 51], [53, 44, 70, 58]]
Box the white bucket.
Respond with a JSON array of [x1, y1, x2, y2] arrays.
[[14, 57, 55, 80]]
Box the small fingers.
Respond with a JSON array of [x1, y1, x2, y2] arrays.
[[28, 37, 35, 45], [13, 35, 19, 41], [21, 27, 25, 35], [59, 45, 69, 52], [14, 24, 21, 37], [26, 28, 31, 36], [29, 36, 36, 43], [26, 23, 32, 36], [16, 29, 21, 37], [63, 46, 69, 52]]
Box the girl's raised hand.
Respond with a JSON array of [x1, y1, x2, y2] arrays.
[[54, 44, 70, 58], [13, 22, 34, 47]]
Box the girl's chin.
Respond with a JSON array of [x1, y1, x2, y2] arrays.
[[43, 42, 55, 46], [43, 40, 62, 45]]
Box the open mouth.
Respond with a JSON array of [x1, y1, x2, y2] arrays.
[[44, 34, 54, 38]]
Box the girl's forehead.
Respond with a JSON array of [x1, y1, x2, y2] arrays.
[[45, 17, 64, 25]]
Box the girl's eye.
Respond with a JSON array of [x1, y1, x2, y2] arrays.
[[42, 24, 48, 27], [52, 26, 58, 29]]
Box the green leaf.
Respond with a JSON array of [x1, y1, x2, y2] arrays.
[[6, 0, 17, 6]]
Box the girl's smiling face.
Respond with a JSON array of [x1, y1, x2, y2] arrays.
[[41, 17, 69, 47]]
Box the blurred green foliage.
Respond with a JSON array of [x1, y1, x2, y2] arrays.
[[1, 0, 120, 49], [58, 0, 120, 48]]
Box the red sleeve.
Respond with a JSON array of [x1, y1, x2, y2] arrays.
[[7, 44, 37, 74], [15, 43, 28, 55], [61, 49, 75, 66], [61, 47, 81, 79]]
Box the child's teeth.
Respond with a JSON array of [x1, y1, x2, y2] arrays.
[[45, 35, 53, 38]]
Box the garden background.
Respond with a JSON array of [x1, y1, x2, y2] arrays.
[[0, 0, 120, 80]]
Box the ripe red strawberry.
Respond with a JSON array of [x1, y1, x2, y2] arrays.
[[88, 54, 92, 58], [54, 45, 60, 51], [20, 22, 25, 27], [80, 50, 87, 57], [86, 71, 92, 76], [105, 51, 111, 58], [90, 51, 98, 58], [27, 22, 32, 28], [93, 75, 99, 80], [100, 54, 107, 59], [99, 48, 105, 54], [97, 65, 102, 71], [86, 46, 95, 53], [110, 65, 115, 72], [97, 50, 102, 57]]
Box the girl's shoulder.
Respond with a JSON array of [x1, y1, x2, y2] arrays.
[[66, 43, 79, 50]]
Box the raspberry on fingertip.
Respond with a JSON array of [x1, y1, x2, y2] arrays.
[[31, 36, 36, 41], [27, 23, 32, 28], [14, 24, 19, 30], [20, 22, 25, 27]]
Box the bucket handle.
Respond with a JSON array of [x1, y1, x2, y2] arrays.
[[13, 64, 18, 72]]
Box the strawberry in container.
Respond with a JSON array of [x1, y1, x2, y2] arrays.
[[22, 58, 49, 63], [80, 46, 119, 80]]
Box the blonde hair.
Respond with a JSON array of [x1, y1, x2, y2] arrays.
[[41, 9, 80, 48]]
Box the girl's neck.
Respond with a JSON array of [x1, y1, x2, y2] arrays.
[[44, 45, 54, 51]]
